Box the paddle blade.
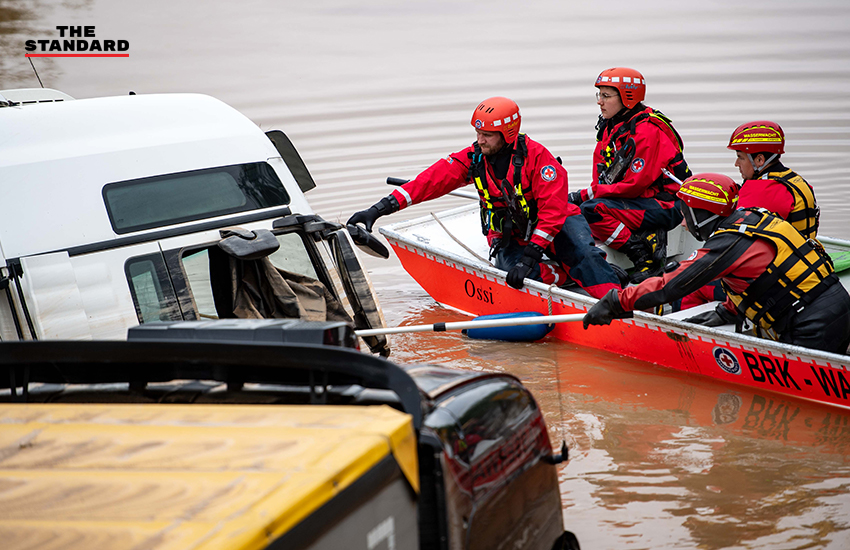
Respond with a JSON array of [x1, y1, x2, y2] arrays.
[[462, 312, 554, 342]]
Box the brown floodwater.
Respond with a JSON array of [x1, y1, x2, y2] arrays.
[[4, 0, 850, 547]]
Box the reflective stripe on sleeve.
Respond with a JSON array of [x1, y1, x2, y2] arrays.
[[533, 228, 555, 242], [396, 187, 412, 207], [605, 223, 626, 246]]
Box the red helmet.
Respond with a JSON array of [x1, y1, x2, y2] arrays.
[[677, 173, 739, 217], [471, 97, 521, 143], [727, 120, 785, 155], [595, 67, 646, 109]]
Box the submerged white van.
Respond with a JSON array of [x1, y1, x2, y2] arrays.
[[0, 89, 389, 354]]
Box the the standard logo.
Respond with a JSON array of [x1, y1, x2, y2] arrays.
[[25, 26, 129, 57], [474, 119, 484, 129], [630, 158, 645, 173], [540, 165, 557, 182], [713, 347, 741, 375]]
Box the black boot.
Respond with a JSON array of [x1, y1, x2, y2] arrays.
[[619, 230, 666, 284]]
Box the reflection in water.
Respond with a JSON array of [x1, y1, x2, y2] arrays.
[[6, 0, 850, 547], [381, 275, 850, 548]]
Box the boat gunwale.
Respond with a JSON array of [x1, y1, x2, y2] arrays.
[[380, 205, 850, 368]]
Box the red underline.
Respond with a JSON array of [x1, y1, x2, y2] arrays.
[[25, 53, 129, 58]]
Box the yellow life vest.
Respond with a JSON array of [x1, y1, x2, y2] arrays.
[[715, 208, 837, 336], [469, 133, 537, 239], [763, 168, 819, 240]]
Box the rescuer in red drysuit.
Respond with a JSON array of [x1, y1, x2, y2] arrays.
[[582, 173, 850, 355], [568, 67, 690, 284], [347, 96, 622, 299], [672, 120, 822, 313]]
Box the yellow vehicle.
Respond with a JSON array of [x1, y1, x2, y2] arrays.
[[0, 320, 579, 549]]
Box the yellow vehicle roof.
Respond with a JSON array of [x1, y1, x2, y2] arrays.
[[0, 403, 418, 550]]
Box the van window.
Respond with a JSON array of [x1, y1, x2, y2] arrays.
[[103, 162, 290, 234], [181, 233, 319, 320], [125, 254, 182, 323]]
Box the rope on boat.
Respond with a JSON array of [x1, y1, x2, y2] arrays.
[[429, 212, 493, 266], [547, 284, 555, 316]]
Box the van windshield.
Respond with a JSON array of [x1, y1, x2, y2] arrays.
[[103, 162, 290, 234]]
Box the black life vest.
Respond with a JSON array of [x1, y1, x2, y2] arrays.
[[714, 208, 837, 336], [596, 108, 691, 194], [468, 134, 538, 239]]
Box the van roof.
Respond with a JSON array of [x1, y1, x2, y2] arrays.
[[0, 93, 308, 259]]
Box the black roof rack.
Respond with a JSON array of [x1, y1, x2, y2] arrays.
[[0, 320, 422, 430]]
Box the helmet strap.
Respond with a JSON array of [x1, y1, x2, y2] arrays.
[[747, 152, 778, 179], [685, 203, 721, 240]]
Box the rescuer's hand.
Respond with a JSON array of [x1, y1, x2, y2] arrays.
[[567, 191, 584, 206], [506, 243, 544, 289], [583, 289, 626, 329], [683, 303, 738, 327], [346, 196, 400, 233], [347, 206, 381, 232]]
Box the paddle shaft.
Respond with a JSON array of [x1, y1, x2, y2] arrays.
[[356, 313, 585, 337], [661, 168, 684, 185]]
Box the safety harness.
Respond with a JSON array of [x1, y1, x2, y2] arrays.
[[468, 134, 538, 240], [596, 108, 691, 195], [714, 208, 837, 337]]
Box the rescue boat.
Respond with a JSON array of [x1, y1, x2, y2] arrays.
[[380, 203, 850, 410]]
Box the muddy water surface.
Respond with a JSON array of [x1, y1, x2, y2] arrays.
[[4, 1, 850, 547]]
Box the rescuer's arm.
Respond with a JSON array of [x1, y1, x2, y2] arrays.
[[347, 148, 471, 232]]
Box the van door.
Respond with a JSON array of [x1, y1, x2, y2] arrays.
[[151, 226, 337, 322]]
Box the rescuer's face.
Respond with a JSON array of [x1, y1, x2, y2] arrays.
[[476, 130, 506, 156], [734, 150, 762, 180], [597, 86, 624, 119]]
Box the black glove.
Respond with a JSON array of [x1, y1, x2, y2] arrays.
[[683, 303, 738, 327], [583, 289, 627, 329], [346, 195, 400, 232], [506, 243, 544, 289], [567, 191, 584, 206]]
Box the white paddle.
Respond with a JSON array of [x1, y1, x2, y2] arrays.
[[355, 313, 585, 337]]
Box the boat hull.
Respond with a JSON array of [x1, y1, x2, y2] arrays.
[[383, 206, 850, 411]]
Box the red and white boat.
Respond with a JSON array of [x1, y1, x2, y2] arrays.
[[381, 203, 850, 411]]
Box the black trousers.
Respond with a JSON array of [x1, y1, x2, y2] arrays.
[[779, 282, 850, 355]]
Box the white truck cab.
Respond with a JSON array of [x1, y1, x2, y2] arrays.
[[0, 89, 388, 354]]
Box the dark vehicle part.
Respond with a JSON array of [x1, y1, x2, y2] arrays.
[[218, 228, 281, 260], [347, 223, 390, 259], [266, 129, 317, 193], [406, 364, 569, 550], [0, 320, 572, 549], [330, 229, 391, 356]]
